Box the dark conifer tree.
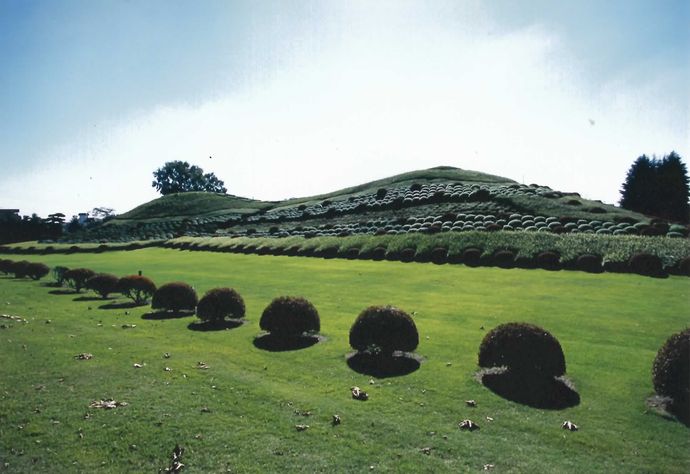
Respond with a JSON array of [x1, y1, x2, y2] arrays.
[[620, 155, 655, 214], [657, 152, 690, 222], [620, 152, 689, 223]]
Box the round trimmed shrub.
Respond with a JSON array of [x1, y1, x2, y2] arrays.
[[431, 247, 448, 264], [86, 273, 120, 298], [675, 257, 690, 276], [118, 275, 157, 304], [10, 260, 30, 278], [260, 296, 320, 337], [575, 254, 602, 273], [152, 282, 198, 312], [400, 247, 416, 262], [63, 268, 96, 292], [0, 259, 14, 275], [349, 305, 418, 356], [26, 262, 50, 280], [371, 246, 387, 261], [197, 288, 245, 323], [493, 250, 515, 268], [536, 251, 560, 270], [52, 266, 69, 285], [478, 322, 566, 377], [652, 328, 689, 417], [628, 253, 663, 277], [462, 247, 482, 267], [345, 247, 360, 259]]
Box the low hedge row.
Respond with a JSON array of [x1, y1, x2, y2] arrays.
[[163, 232, 690, 278]]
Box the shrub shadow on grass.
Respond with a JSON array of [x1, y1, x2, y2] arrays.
[[477, 368, 580, 410], [99, 301, 145, 310], [41, 282, 63, 288], [188, 319, 245, 332], [346, 352, 421, 378], [646, 395, 690, 427], [48, 289, 76, 295], [73, 295, 113, 302], [253, 333, 322, 352], [141, 310, 195, 320]]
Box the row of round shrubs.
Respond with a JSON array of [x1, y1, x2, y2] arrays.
[[4, 262, 687, 423], [0, 259, 50, 280], [125, 279, 690, 423]]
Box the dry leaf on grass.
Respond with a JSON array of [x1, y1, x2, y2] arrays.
[[89, 399, 128, 409]]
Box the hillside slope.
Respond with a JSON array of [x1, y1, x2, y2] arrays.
[[71, 166, 671, 243]]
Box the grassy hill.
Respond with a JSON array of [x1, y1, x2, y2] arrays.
[[1, 249, 688, 472], [71, 166, 665, 245], [115, 192, 272, 221]]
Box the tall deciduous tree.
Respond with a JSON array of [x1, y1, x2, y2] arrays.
[[152, 161, 227, 195], [620, 152, 689, 223]]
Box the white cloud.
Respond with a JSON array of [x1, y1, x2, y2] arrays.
[[6, 1, 687, 217]]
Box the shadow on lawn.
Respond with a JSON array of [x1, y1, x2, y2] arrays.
[[73, 295, 113, 302], [646, 395, 690, 428], [141, 310, 195, 320], [99, 301, 145, 310], [188, 320, 245, 332], [48, 289, 76, 295], [478, 369, 580, 410], [253, 333, 322, 352], [346, 352, 421, 378]]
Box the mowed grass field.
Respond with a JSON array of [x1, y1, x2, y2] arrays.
[[0, 248, 688, 473]]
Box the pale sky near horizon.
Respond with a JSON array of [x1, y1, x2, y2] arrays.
[[1, 0, 688, 218]]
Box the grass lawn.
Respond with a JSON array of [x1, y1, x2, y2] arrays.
[[0, 249, 688, 472]]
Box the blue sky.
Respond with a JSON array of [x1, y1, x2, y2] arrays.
[[1, 0, 688, 217]]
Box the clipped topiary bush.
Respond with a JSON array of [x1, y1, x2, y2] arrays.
[[478, 322, 566, 377], [63, 268, 96, 292], [431, 247, 448, 264], [536, 251, 560, 270], [400, 247, 416, 263], [349, 305, 418, 357], [26, 262, 50, 280], [260, 296, 320, 337], [9, 260, 30, 278], [118, 275, 157, 305], [652, 328, 690, 421], [493, 250, 515, 268], [52, 266, 69, 286], [628, 253, 664, 277], [575, 254, 602, 273], [197, 287, 245, 323], [0, 259, 14, 275], [370, 246, 387, 261], [86, 273, 120, 299], [462, 247, 482, 267], [152, 282, 198, 312]]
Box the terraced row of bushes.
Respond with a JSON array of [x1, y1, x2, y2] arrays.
[[164, 232, 690, 277], [0, 240, 164, 255], [224, 211, 686, 240], [249, 182, 575, 224], [61, 180, 656, 243]]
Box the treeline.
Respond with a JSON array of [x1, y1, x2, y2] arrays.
[[0, 213, 64, 244], [620, 152, 689, 223]]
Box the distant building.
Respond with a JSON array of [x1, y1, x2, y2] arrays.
[[0, 209, 20, 223], [78, 213, 89, 225]]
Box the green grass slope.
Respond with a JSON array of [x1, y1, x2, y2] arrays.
[[1, 249, 688, 472], [114, 166, 516, 223], [70, 165, 658, 244], [114, 192, 272, 221]]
